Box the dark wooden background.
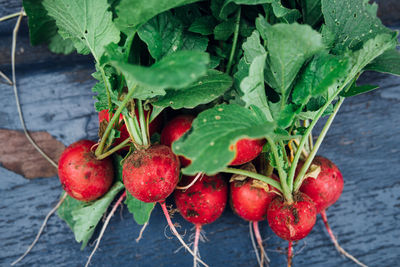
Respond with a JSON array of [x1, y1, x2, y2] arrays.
[[1, 1, 399, 266]]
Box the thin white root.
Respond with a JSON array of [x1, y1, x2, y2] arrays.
[[11, 194, 67, 266], [176, 173, 204, 190], [160, 202, 209, 267], [11, 8, 58, 169], [0, 70, 12, 85], [136, 222, 149, 243], [249, 222, 262, 266], [85, 192, 126, 267]]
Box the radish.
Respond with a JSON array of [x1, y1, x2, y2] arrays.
[[161, 115, 194, 166], [122, 145, 180, 203], [174, 174, 228, 267], [298, 156, 367, 267], [230, 175, 277, 266], [98, 107, 161, 150], [267, 192, 317, 241], [58, 140, 114, 202], [229, 138, 265, 166]]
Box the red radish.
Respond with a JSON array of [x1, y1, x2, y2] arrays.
[[267, 192, 317, 241], [230, 176, 277, 222], [298, 156, 343, 213], [122, 145, 180, 203], [58, 140, 114, 202], [98, 108, 161, 150], [230, 173, 277, 266], [161, 115, 195, 167], [174, 174, 228, 267], [229, 138, 265, 166], [298, 156, 367, 267]]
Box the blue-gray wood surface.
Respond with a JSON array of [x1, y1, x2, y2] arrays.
[[1, 1, 399, 266]]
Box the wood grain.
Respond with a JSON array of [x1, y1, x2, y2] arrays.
[[0, 1, 399, 267], [0, 129, 64, 179]]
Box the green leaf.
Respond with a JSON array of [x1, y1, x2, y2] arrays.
[[301, 0, 323, 27], [321, 0, 394, 54], [47, 33, 75, 54], [341, 84, 379, 97], [292, 53, 350, 106], [269, 0, 301, 23], [137, 12, 184, 61], [115, 0, 201, 34], [43, 0, 120, 61], [256, 19, 324, 96], [348, 33, 397, 79], [153, 70, 232, 109], [240, 34, 273, 121], [172, 104, 273, 175], [219, 0, 270, 20], [214, 18, 236, 41], [125, 191, 155, 225], [92, 82, 108, 112], [189, 16, 217, 35], [108, 50, 210, 93], [365, 49, 400, 76], [57, 182, 125, 249]]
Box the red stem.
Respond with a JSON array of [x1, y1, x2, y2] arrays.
[[320, 210, 368, 267], [193, 224, 202, 267], [159, 202, 209, 267], [287, 241, 293, 267]]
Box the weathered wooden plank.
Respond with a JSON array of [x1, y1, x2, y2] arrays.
[[0, 1, 399, 266]]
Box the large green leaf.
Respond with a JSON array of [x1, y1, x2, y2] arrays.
[[301, 0, 322, 28], [321, 0, 394, 54], [43, 0, 120, 61], [57, 182, 125, 249], [108, 51, 210, 99], [365, 49, 400, 76], [219, 0, 269, 20], [138, 11, 208, 61], [125, 191, 155, 225], [256, 19, 324, 97], [341, 84, 379, 97], [153, 70, 232, 109], [292, 53, 350, 106], [239, 32, 273, 121], [189, 16, 218, 35], [23, 0, 75, 54], [115, 0, 201, 34], [173, 104, 273, 175]]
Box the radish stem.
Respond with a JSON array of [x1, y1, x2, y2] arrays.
[[95, 85, 136, 157], [193, 225, 201, 267], [226, 8, 241, 74], [137, 100, 149, 147], [222, 167, 283, 192], [320, 211, 368, 267], [293, 97, 344, 192], [159, 202, 209, 267], [266, 137, 293, 203], [85, 192, 126, 267], [11, 193, 67, 266], [96, 138, 131, 160], [0, 70, 12, 85]]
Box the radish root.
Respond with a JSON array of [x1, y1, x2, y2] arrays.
[[0, 70, 12, 85], [253, 221, 270, 266], [176, 173, 204, 190], [85, 192, 126, 267], [320, 211, 368, 267], [193, 225, 201, 267], [136, 221, 149, 243], [11, 193, 67, 266], [249, 222, 262, 266], [159, 202, 209, 267], [287, 241, 293, 267]]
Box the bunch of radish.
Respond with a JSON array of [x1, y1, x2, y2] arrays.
[[10, 0, 400, 266]]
